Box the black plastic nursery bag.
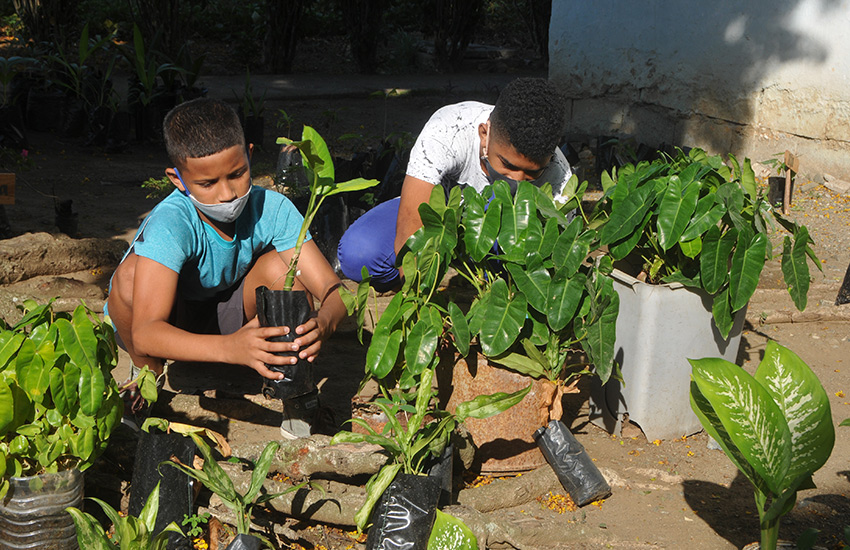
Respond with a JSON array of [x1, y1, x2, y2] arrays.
[[255, 286, 315, 400], [366, 473, 442, 550], [225, 533, 263, 550], [129, 429, 195, 550], [534, 419, 611, 506]]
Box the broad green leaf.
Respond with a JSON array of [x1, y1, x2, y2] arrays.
[[680, 194, 725, 242], [679, 236, 702, 259], [728, 232, 768, 312], [14, 338, 36, 379], [66, 507, 115, 550], [325, 177, 379, 196], [448, 302, 470, 357], [463, 194, 500, 263], [455, 384, 532, 422], [498, 196, 523, 256], [0, 379, 13, 434], [656, 175, 699, 250], [245, 441, 281, 505], [19, 353, 49, 403], [77, 359, 106, 417], [579, 277, 619, 384], [533, 185, 570, 227], [300, 125, 334, 180], [404, 308, 441, 375], [506, 263, 550, 314], [365, 325, 402, 379], [489, 352, 546, 379], [526, 217, 560, 260], [478, 279, 527, 357], [599, 183, 655, 244], [428, 509, 479, 550], [608, 210, 651, 260], [355, 463, 402, 532], [547, 270, 586, 332], [711, 286, 735, 339], [690, 357, 791, 495], [58, 307, 100, 372], [700, 226, 737, 295], [690, 379, 768, 495], [741, 157, 757, 201], [781, 227, 811, 311], [754, 342, 834, 485], [0, 332, 24, 370], [552, 218, 593, 276]]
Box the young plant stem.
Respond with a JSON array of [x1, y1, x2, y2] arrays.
[[282, 192, 324, 291]]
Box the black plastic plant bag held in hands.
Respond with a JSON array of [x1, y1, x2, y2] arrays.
[[365, 473, 442, 550], [534, 419, 611, 506], [255, 285, 315, 400]]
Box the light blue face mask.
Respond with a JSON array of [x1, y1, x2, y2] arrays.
[[174, 167, 251, 223]]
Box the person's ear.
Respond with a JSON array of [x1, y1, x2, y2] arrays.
[[478, 121, 489, 155], [165, 167, 186, 193], [247, 143, 254, 161]]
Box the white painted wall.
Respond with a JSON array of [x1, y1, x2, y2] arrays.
[[549, 0, 850, 178]]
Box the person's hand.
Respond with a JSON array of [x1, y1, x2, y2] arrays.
[[292, 311, 330, 363], [225, 316, 301, 380]]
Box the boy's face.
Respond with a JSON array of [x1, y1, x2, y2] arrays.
[[166, 144, 253, 209], [478, 122, 550, 183]]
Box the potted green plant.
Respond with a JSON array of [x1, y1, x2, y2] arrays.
[[343, 177, 619, 471], [151, 419, 311, 550], [257, 126, 378, 402], [0, 300, 124, 549], [66, 481, 184, 550], [587, 147, 820, 440], [331, 366, 529, 548], [689, 341, 835, 550]]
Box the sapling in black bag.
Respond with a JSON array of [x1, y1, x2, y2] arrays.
[[365, 473, 442, 550], [255, 285, 315, 400], [534, 419, 611, 506]]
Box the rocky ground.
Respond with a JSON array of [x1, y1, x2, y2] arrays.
[[1, 75, 849, 549]]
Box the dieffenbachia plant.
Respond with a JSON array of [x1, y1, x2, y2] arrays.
[[591, 147, 819, 338], [276, 126, 379, 291], [689, 341, 835, 550]]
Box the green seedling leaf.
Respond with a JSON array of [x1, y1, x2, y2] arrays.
[[448, 302, 470, 357], [404, 308, 440, 376], [547, 270, 586, 332], [355, 463, 402, 532], [489, 351, 546, 379], [506, 263, 550, 314], [700, 226, 736, 295]]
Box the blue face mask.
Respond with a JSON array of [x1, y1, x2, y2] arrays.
[[174, 167, 251, 223]]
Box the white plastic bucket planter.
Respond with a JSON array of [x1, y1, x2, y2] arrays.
[[588, 269, 746, 441]]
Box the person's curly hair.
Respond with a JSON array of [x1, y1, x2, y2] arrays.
[[489, 78, 566, 164], [163, 98, 245, 167]]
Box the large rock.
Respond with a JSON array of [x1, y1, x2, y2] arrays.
[[0, 232, 127, 285]]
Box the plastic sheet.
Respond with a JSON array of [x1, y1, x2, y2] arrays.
[[534, 419, 611, 506], [129, 430, 194, 550], [256, 286, 315, 400], [836, 261, 850, 306], [366, 473, 441, 550], [224, 533, 262, 550], [425, 444, 453, 507]]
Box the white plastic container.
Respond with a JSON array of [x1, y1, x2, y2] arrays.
[[588, 269, 746, 441]]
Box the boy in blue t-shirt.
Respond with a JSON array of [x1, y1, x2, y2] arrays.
[[106, 98, 346, 437]]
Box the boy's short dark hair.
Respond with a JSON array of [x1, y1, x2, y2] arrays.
[[489, 78, 566, 165], [163, 98, 245, 167]]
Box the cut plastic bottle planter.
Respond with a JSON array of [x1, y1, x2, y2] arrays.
[[588, 269, 746, 441]]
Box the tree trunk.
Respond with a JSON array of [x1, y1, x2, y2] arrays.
[[431, 0, 484, 72], [342, 0, 388, 74]]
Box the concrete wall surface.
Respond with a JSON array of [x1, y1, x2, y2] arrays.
[[549, 0, 850, 179]]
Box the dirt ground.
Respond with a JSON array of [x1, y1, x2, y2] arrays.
[[2, 76, 850, 550]]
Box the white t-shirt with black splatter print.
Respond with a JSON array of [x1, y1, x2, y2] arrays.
[[405, 101, 572, 200]]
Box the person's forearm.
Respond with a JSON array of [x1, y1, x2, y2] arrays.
[[316, 285, 346, 336], [133, 319, 232, 364]]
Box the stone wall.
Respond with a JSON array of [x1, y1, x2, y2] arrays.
[[549, 0, 850, 180]]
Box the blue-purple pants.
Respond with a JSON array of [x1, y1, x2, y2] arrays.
[[337, 197, 402, 291]]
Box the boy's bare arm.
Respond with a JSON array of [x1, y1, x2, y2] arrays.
[[394, 175, 435, 254], [130, 256, 294, 379], [279, 239, 347, 362]]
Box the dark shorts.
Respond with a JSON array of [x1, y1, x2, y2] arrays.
[[114, 278, 246, 351]]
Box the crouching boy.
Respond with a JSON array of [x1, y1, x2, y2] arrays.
[[106, 98, 346, 438]]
